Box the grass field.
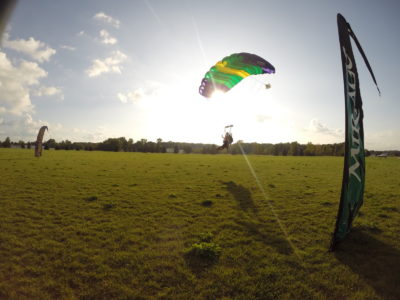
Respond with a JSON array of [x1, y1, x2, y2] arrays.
[[0, 148, 399, 299]]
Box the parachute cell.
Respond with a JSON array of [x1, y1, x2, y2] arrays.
[[199, 52, 275, 98]]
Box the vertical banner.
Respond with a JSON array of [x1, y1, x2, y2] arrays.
[[330, 14, 380, 250], [34, 126, 48, 157], [0, 0, 17, 40]]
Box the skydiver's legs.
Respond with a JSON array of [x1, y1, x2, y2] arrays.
[[217, 141, 229, 151]]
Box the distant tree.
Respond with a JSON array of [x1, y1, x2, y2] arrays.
[[67, 140, 73, 150], [334, 143, 345, 156], [118, 137, 128, 152], [98, 138, 126, 152], [251, 143, 264, 155], [127, 138, 134, 152], [84, 144, 94, 151], [282, 143, 290, 156], [45, 139, 57, 149], [263, 144, 274, 155], [272, 144, 280, 156], [304, 142, 315, 156], [156, 138, 162, 152], [202, 145, 218, 154], [228, 143, 240, 154], [134, 139, 148, 152], [2, 137, 11, 148], [57, 140, 72, 150], [146, 141, 156, 152], [18, 140, 25, 149], [73, 143, 83, 151], [160, 145, 166, 153], [289, 142, 300, 156], [183, 145, 192, 154]]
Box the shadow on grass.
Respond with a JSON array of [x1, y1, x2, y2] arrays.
[[0, 158, 32, 161], [235, 219, 293, 256], [221, 180, 293, 256], [221, 181, 258, 214], [184, 252, 218, 276], [334, 228, 400, 299]]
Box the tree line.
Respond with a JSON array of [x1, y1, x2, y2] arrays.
[[1, 136, 399, 156]]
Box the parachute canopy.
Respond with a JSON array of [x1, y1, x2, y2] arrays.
[[199, 52, 275, 98]]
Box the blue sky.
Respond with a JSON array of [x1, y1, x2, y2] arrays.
[[0, 0, 399, 150]]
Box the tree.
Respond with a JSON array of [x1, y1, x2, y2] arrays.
[[45, 139, 57, 149], [98, 138, 127, 152], [304, 142, 315, 156], [183, 145, 192, 154], [65, 140, 73, 150], [137, 139, 148, 152], [73, 143, 83, 151], [156, 138, 162, 153], [127, 138, 134, 152], [2, 137, 11, 148], [289, 142, 300, 156]]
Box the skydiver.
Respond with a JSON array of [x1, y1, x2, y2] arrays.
[[217, 132, 233, 151]]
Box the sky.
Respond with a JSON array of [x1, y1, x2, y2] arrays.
[[0, 0, 399, 150]]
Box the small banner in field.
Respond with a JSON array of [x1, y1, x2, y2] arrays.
[[35, 126, 48, 157], [330, 14, 380, 250]]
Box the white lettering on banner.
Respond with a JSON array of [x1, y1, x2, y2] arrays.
[[342, 46, 362, 182]]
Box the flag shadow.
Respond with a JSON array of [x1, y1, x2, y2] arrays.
[[334, 228, 400, 299]]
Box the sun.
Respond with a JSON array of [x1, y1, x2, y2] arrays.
[[210, 90, 226, 100]]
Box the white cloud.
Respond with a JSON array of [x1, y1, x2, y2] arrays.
[[0, 111, 109, 143], [0, 51, 47, 115], [86, 50, 127, 77], [117, 81, 164, 104], [33, 86, 63, 100], [256, 114, 272, 123], [70, 125, 113, 142], [366, 130, 400, 151], [99, 29, 117, 45], [77, 31, 85, 37], [93, 12, 120, 28], [60, 45, 76, 51], [306, 118, 343, 137], [300, 118, 344, 145], [3, 33, 56, 63], [0, 113, 49, 141], [300, 119, 399, 150], [117, 88, 145, 103]]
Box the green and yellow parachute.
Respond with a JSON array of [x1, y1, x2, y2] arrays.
[[199, 52, 275, 98]]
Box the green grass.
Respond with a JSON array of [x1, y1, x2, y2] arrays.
[[0, 149, 399, 299]]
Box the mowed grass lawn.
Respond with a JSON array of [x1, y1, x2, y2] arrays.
[[0, 148, 399, 300]]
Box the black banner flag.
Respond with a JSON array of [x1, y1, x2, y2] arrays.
[[330, 14, 380, 250]]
